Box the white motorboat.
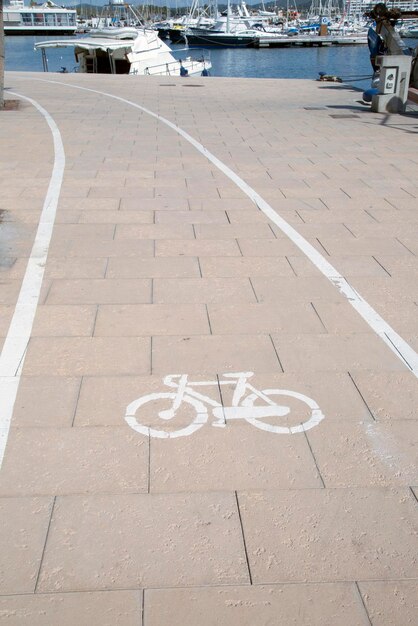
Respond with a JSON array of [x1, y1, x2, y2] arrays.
[[34, 28, 212, 77], [3, 0, 77, 35]]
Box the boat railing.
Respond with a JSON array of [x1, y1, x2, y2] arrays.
[[143, 54, 209, 75]]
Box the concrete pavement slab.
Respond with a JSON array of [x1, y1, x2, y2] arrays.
[[153, 277, 256, 304], [238, 488, 418, 583], [358, 580, 418, 626], [94, 303, 210, 336], [10, 376, 80, 428], [349, 371, 418, 421], [106, 256, 201, 279], [0, 591, 142, 626], [1, 72, 417, 621], [36, 492, 249, 591], [45, 279, 152, 305], [0, 427, 148, 496], [144, 584, 370, 626], [0, 496, 53, 594], [151, 335, 282, 375], [23, 337, 151, 376], [306, 420, 418, 487], [149, 423, 322, 493]]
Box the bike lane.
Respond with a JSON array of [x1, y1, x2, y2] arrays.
[[0, 73, 417, 625]]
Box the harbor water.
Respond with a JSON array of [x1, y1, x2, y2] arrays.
[[4, 34, 417, 89]]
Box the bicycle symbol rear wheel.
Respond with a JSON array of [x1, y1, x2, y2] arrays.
[[125, 392, 208, 439], [241, 389, 324, 434]]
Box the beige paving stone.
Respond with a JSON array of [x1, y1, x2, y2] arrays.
[[238, 488, 418, 583], [272, 222, 355, 240], [238, 238, 302, 257], [23, 337, 151, 376], [4, 74, 418, 608], [384, 197, 418, 211], [358, 580, 418, 626], [155, 239, 241, 257], [0, 305, 14, 338], [155, 210, 228, 224], [307, 420, 418, 488], [0, 496, 53, 594], [272, 334, 406, 372], [115, 223, 194, 239], [88, 186, 154, 199], [11, 377, 80, 428], [310, 301, 377, 333], [187, 198, 259, 211], [296, 208, 376, 225], [0, 427, 148, 496], [344, 221, 418, 240], [0, 280, 22, 304], [194, 223, 274, 239], [145, 583, 370, 626], [373, 255, 418, 278], [154, 187, 196, 199], [37, 492, 249, 591], [48, 238, 154, 258], [208, 302, 325, 334], [250, 275, 341, 303], [153, 277, 256, 304], [349, 371, 418, 421], [51, 224, 115, 240], [0, 590, 142, 626], [94, 304, 210, 336], [152, 335, 281, 375], [46, 279, 151, 305], [316, 237, 412, 257], [1, 209, 44, 225], [120, 198, 188, 211], [106, 256, 201, 279], [79, 209, 153, 224], [42, 257, 107, 279], [31, 305, 97, 336], [367, 302, 418, 336], [150, 423, 322, 493], [200, 256, 295, 278], [59, 198, 121, 211], [225, 208, 275, 223], [343, 275, 418, 303]]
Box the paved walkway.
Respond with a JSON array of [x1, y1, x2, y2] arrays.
[[0, 72, 417, 625]]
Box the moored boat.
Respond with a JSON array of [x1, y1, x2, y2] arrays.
[[34, 28, 212, 76], [3, 0, 77, 35]]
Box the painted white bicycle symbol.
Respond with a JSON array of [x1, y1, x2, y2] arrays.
[[125, 371, 324, 439]]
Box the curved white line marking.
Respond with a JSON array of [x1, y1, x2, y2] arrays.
[[0, 91, 65, 467], [39, 80, 418, 377]]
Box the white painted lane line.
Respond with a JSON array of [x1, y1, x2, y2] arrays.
[[22, 78, 418, 380], [0, 92, 65, 467], [40, 80, 418, 377]]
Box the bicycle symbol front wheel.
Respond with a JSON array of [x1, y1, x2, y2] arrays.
[[241, 389, 324, 434], [125, 392, 208, 439]]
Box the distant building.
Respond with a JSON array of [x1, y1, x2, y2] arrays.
[[345, 0, 418, 18]]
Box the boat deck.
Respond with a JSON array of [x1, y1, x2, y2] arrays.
[[0, 72, 417, 625]]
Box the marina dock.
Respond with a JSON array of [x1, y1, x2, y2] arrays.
[[255, 33, 367, 47], [0, 72, 417, 624]]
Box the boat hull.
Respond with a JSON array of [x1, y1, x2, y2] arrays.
[[5, 27, 77, 35], [184, 32, 257, 47]]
